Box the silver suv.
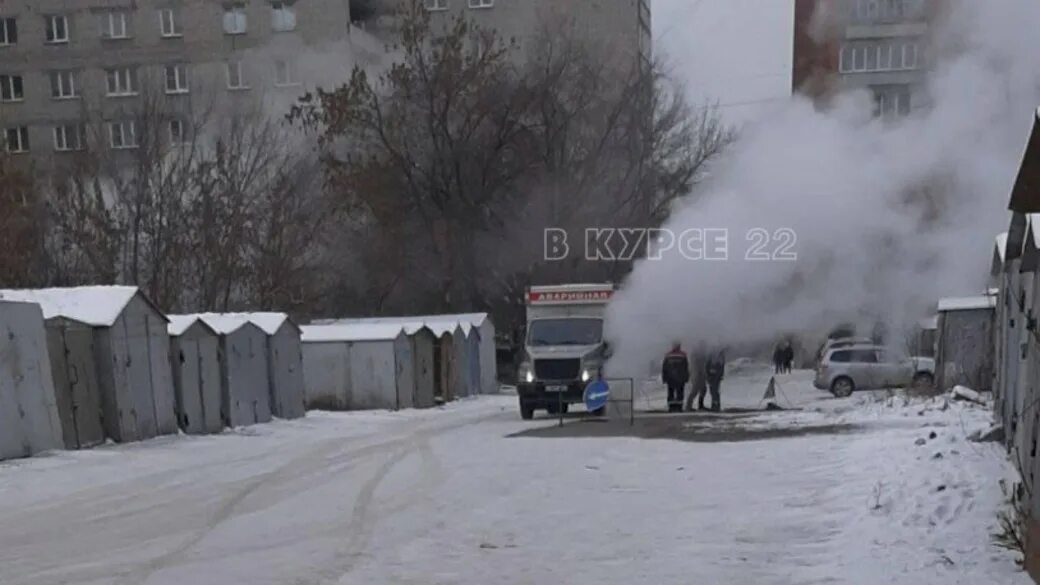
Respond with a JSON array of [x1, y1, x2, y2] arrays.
[[814, 345, 935, 397]]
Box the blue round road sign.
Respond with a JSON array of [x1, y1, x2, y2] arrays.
[[583, 380, 610, 412]]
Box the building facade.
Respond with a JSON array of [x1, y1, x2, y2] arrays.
[[364, 0, 650, 73], [793, 0, 938, 117], [0, 0, 362, 159]]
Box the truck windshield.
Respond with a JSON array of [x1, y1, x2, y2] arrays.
[[527, 319, 603, 346]]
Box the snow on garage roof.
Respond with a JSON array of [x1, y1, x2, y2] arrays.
[[168, 315, 200, 336], [300, 323, 404, 343], [195, 313, 254, 335], [937, 295, 997, 312], [918, 315, 939, 330], [996, 232, 1009, 263], [208, 312, 292, 335], [312, 313, 487, 336], [0, 286, 145, 327]]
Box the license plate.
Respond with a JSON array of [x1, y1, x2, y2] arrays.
[[546, 385, 567, 392]]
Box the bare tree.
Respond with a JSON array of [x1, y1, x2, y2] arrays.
[[0, 151, 47, 287]]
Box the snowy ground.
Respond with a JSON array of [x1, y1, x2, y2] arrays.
[[0, 365, 1030, 585]]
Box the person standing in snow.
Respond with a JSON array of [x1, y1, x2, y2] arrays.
[[704, 351, 725, 412], [773, 344, 784, 374], [661, 343, 690, 413], [783, 343, 795, 374]]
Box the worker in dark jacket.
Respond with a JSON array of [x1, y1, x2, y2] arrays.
[[662, 343, 690, 413], [703, 352, 725, 412]]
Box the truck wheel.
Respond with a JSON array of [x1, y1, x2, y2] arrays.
[[520, 400, 535, 420]]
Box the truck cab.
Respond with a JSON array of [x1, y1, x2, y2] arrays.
[[516, 284, 613, 420]]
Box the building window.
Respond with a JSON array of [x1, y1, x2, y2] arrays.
[[223, 3, 248, 35], [226, 61, 248, 89], [50, 70, 79, 99], [53, 124, 85, 152], [425, 0, 449, 10], [873, 85, 912, 118], [106, 67, 138, 96], [169, 119, 188, 144], [45, 15, 69, 43], [274, 59, 298, 86], [468, 0, 493, 7], [0, 74, 23, 101], [99, 10, 130, 39], [840, 41, 920, 73], [0, 17, 17, 46], [159, 8, 182, 37], [109, 121, 138, 149], [5, 126, 29, 153], [165, 64, 189, 94], [855, 0, 922, 21], [271, 2, 297, 31]]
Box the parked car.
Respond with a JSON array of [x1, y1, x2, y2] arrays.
[[814, 345, 935, 397], [814, 337, 874, 365]]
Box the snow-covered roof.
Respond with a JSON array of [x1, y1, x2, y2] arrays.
[[312, 313, 487, 337], [300, 323, 404, 343], [918, 316, 939, 330], [195, 313, 254, 335], [937, 296, 997, 312], [0, 286, 145, 327], [168, 315, 199, 336], [996, 232, 1009, 263], [173, 312, 292, 335], [218, 312, 292, 335]]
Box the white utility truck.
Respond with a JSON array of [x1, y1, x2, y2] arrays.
[[516, 283, 613, 419]]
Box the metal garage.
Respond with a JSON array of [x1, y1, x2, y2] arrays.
[[316, 313, 499, 396], [168, 315, 223, 435], [936, 295, 997, 391], [301, 323, 414, 411], [0, 287, 178, 443], [198, 314, 273, 428], [0, 301, 65, 461], [410, 326, 437, 409], [461, 313, 498, 394], [250, 313, 306, 421], [45, 316, 105, 449]]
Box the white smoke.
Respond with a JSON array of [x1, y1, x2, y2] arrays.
[[605, 0, 1040, 375]]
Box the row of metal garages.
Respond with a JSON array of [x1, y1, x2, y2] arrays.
[[0, 286, 499, 461], [990, 107, 1040, 576], [0, 287, 308, 460], [300, 315, 497, 411]]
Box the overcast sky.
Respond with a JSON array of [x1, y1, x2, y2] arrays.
[[653, 0, 795, 126]]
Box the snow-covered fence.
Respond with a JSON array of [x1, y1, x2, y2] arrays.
[[0, 301, 64, 461]]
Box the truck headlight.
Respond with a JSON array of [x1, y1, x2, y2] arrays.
[[581, 368, 599, 382], [520, 362, 534, 383]]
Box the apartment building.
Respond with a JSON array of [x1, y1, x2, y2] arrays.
[[365, 0, 651, 73], [0, 0, 360, 159], [793, 0, 938, 117]]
